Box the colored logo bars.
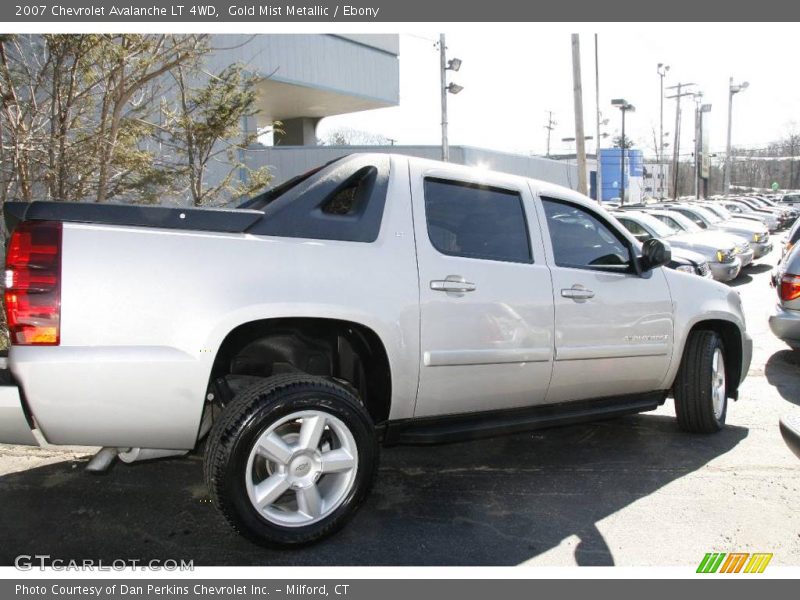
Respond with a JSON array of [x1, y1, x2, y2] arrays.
[[696, 552, 773, 573]]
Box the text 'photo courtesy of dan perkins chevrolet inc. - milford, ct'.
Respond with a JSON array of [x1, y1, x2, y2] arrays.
[[38, 3, 382, 17]]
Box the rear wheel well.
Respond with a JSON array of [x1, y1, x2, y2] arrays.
[[683, 320, 743, 398], [208, 318, 392, 425]]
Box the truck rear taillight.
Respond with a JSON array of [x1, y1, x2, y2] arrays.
[[780, 273, 800, 303], [4, 220, 62, 345]]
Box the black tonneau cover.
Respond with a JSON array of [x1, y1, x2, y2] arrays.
[[3, 201, 264, 236], [3, 154, 391, 242]]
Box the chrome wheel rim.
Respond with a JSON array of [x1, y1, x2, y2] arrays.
[[245, 410, 358, 528], [711, 348, 726, 420]]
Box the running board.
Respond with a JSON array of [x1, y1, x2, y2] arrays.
[[382, 392, 666, 445]]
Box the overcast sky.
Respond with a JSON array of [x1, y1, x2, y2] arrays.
[[318, 25, 799, 159]]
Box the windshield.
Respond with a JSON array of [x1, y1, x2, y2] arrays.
[[655, 211, 703, 233], [685, 205, 721, 224], [703, 204, 733, 220], [633, 212, 678, 237]]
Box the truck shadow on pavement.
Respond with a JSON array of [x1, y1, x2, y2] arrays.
[[0, 414, 746, 567], [765, 349, 800, 405]]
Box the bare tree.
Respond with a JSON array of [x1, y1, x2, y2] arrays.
[[90, 34, 208, 203], [0, 34, 210, 205], [163, 63, 278, 206], [320, 127, 390, 146]]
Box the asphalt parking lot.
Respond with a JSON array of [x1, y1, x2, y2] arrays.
[[1, 246, 799, 567]]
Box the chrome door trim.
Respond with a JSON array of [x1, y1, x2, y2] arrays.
[[555, 343, 670, 361], [424, 347, 552, 367]]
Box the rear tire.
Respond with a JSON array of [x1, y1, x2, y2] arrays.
[[673, 330, 728, 433], [204, 373, 378, 547]]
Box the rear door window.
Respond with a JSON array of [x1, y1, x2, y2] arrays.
[[423, 178, 532, 264]]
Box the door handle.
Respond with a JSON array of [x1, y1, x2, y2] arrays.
[[431, 276, 477, 293], [561, 286, 595, 300]]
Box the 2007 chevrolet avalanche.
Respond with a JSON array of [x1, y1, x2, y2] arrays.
[[0, 154, 752, 546]]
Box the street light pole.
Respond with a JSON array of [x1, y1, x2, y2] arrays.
[[439, 33, 449, 162], [595, 34, 602, 203], [612, 99, 635, 204], [724, 77, 750, 194]]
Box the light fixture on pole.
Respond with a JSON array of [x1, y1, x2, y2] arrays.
[[723, 78, 749, 194], [611, 98, 635, 204], [657, 63, 670, 198], [439, 34, 463, 162]]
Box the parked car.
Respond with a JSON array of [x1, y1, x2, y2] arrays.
[[719, 198, 781, 232], [731, 196, 790, 230], [700, 201, 770, 234], [642, 209, 749, 281], [779, 192, 800, 208], [769, 243, 800, 349], [0, 154, 753, 547], [743, 195, 798, 225], [613, 211, 727, 281], [659, 204, 759, 265], [668, 251, 714, 278], [756, 196, 799, 222], [697, 202, 774, 258]]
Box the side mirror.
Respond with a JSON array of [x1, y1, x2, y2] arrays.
[[640, 238, 671, 272]]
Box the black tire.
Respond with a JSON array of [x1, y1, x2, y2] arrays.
[[204, 373, 378, 547], [673, 330, 728, 433]]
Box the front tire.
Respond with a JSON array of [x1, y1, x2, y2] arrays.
[[204, 374, 378, 547], [673, 330, 728, 433]]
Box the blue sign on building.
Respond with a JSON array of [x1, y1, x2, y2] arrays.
[[597, 148, 643, 201]]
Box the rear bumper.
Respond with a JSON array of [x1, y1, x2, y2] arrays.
[[769, 305, 800, 348], [0, 369, 37, 446]]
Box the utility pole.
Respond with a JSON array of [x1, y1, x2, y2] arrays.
[[657, 63, 669, 198], [571, 34, 588, 196], [694, 96, 700, 199], [666, 82, 696, 199], [694, 99, 712, 199], [544, 111, 557, 157], [595, 34, 602, 202]]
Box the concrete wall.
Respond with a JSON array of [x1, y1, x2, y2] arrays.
[[206, 34, 399, 110], [244, 145, 580, 189]]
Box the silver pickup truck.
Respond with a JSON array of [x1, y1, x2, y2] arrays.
[[0, 154, 752, 546]]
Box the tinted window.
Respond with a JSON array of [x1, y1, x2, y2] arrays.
[[320, 167, 375, 215], [423, 179, 532, 263], [542, 198, 630, 270]]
